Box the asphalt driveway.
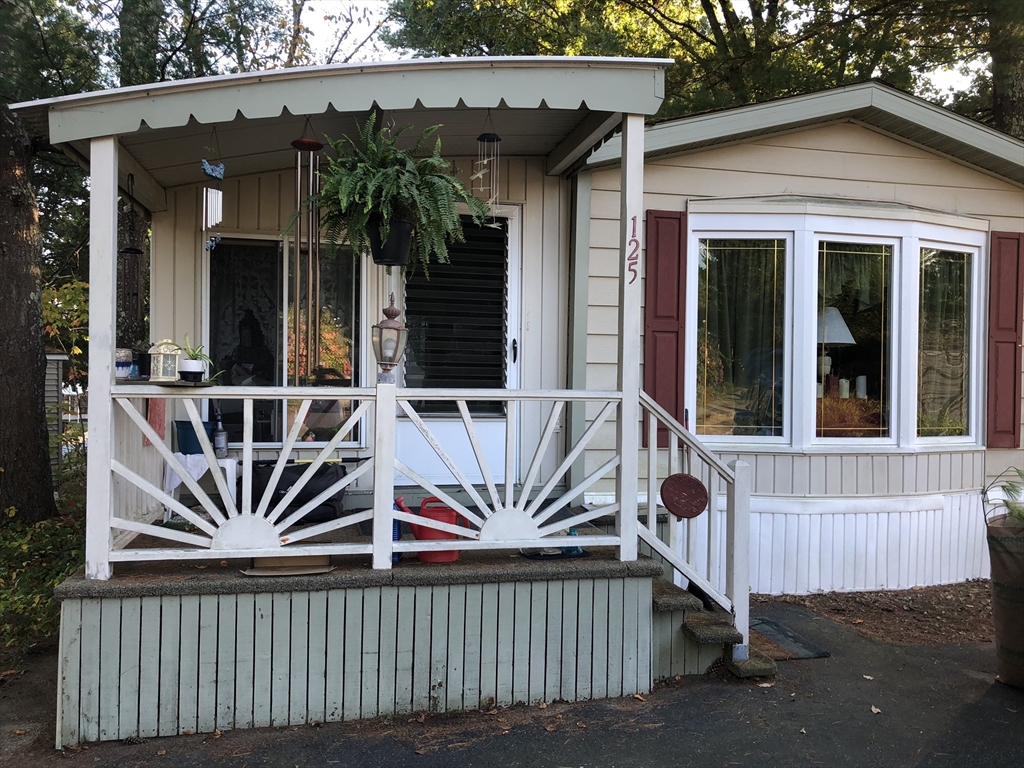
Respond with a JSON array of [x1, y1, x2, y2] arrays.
[[4, 603, 1023, 767]]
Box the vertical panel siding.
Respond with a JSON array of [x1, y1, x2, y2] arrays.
[[651, 610, 712, 679], [59, 577, 656, 745], [748, 492, 988, 594]]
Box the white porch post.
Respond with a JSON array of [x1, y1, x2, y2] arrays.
[[615, 114, 644, 561], [371, 380, 396, 569], [84, 136, 118, 580], [726, 459, 751, 658]]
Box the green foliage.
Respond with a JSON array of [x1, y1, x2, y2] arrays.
[[1001, 468, 1024, 524], [384, 0, 1003, 124], [0, 420, 86, 654], [173, 333, 214, 365], [316, 114, 489, 270], [42, 280, 89, 381], [0, 513, 84, 654]]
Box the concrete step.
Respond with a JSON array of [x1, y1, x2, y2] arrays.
[[681, 609, 744, 646], [727, 647, 778, 679], [652, 577, 704, 613]]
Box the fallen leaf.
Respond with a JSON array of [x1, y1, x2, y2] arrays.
[[863, 675, 874, 680], [633, 694, 646, 702], [0, 670, 17, 679], [415, 749, 426, 755], [871, 705, 881, 714], [800, 728, 806, 734], [576, 721, 587, 729], [12, 729, 26, 736], [157, 749, 167, 755], [757, 682, 773, 688], [213, 729, 222, 739], [183, 729, 194, 736], [545, 725, 557, 732], [485, 709, 498, 716], [853, 619, 865, 625], [537, 702, 548, 709]]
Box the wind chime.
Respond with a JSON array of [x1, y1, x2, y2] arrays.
[[201, 126, 224, 251], [291, 118, 324, 384], [472, 109, 501, 215]]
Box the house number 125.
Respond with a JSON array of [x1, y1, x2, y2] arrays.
[[626, 215, 640, 284]]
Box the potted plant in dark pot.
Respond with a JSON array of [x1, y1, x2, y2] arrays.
[[174, 335, 215, 383], [984, 467, 1024, 689], [317, 114, 488, 268]]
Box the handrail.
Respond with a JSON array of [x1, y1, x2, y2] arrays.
[[639, 390, 735, 479], [111, 384, 377, 399], [395, 388, 623, 402]]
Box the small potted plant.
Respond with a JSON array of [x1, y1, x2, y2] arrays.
[[174, 334, 214, 383], [984, 467, 1024, 689], [316, 114, 489, 268]]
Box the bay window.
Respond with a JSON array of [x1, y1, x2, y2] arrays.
[[687, 202, 984, 450]]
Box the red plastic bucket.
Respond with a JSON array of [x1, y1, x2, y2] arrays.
[[410, 497, 463, 563]]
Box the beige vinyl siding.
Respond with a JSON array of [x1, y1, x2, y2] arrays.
[[149, 157, 570, 478], [585, 119, 1024, 499]]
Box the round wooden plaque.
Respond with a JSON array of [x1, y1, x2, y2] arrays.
[[660, 473, 710, 519]]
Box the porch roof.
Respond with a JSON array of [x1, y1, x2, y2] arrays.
[[10, 57, 671, 212]]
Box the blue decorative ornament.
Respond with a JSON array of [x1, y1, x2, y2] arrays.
[[201, 159, 225, 180], [205, 236, 221, 251]]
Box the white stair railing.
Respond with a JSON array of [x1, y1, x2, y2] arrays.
[[639, 391, 750, 654]]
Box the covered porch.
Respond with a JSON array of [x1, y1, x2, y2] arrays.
[[13, 57, 754, 744]]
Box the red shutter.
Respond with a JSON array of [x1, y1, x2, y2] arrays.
[[987, 231, 1024, 449], [644, 210, 687, 446]]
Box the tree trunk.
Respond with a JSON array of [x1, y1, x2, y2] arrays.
[[989, 0, 1024, 139], [0, 106, 58, 524]]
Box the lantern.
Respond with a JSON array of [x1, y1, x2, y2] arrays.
[[148, 339, 180, 383], [371, 294, 408, 383]]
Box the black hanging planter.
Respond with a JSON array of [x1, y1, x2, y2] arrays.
[[367, 215, 414, 267]]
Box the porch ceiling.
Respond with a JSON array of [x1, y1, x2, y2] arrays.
[[11, 57, 671, 210]]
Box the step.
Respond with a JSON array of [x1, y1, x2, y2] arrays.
[[681, 609, 744, 646], [652, 577, 704, 613], [726, 648, 778, 679]]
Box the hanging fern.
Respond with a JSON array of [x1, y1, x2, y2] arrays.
[[316, 114, 489, 271]]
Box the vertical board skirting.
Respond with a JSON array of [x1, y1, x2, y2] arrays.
[[749, 492, 989, 594], [651, 610, 709, 679], [58, 577, 656, 746]]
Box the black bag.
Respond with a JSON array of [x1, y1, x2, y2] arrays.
[[247, 461, 347, 525]]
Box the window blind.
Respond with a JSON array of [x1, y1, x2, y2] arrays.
[[404, 218, 508, 415]]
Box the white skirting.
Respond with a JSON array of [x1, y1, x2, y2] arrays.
[[748, 492, 990, 594]]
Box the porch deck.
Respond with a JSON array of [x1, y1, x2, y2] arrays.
[[55, 549, 736, 745]]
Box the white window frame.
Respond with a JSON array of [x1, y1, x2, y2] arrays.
[[686, 228, 794, 445], [687, 203, 987, 452]]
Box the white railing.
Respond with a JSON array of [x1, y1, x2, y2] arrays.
[[639, 391, 750, 653], [97, 382, 749, 650]]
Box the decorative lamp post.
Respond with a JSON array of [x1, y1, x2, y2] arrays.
[[371, 294, 408, 383]]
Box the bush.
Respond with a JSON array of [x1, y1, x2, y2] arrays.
[[0, 425, 86, 656], [0, 512, 84, 654]]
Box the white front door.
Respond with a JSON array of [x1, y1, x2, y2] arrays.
[[395, 209, 521, 486]]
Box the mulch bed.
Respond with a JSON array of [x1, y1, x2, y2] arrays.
[[752, 579, 994, 646]]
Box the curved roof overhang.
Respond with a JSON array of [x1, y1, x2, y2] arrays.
[[11, 57, 671, 211]]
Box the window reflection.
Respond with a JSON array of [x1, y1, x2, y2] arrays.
[[696, 239, 786, 437], [287, 245, 360, 442], [816, 241, 891, 438], [918, 249, 970, 437]]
